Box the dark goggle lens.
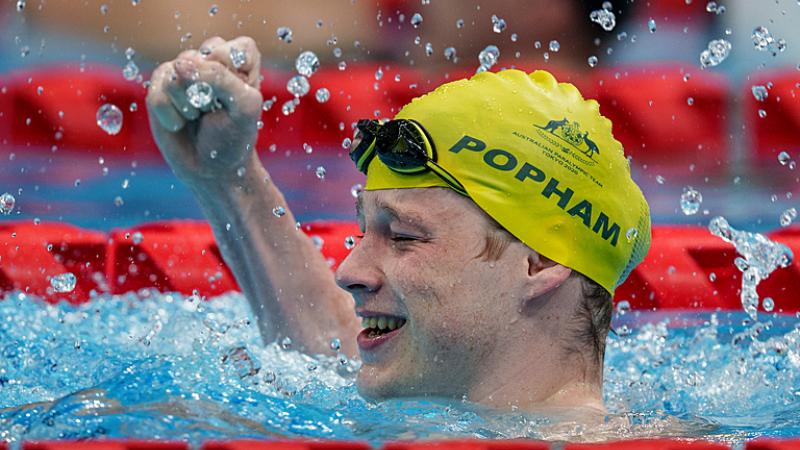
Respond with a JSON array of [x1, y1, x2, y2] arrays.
[[375, 121, 429, 171]]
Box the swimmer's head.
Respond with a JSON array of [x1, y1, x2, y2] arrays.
[[339, 69, 650, 406]]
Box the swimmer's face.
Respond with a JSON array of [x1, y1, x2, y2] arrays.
[[336, 188, 542, 401]]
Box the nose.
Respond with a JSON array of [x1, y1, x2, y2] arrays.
[[335, 239, 382, 299]]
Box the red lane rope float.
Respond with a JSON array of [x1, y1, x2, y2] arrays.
[[746, 439, 800, 450], [563, 439, 730, 450], [202, 440, 371, 450], [383, 440, 549, 450], [1, 220, 800, 312]]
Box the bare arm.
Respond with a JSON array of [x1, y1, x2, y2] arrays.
[[145, 36, 359, 356]]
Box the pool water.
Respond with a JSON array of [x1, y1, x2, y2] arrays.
[[1, 290, 798, 445]]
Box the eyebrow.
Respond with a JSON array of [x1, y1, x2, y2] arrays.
[[355, 196, 428, 228]]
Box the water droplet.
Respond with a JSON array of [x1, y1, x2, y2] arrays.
[[706, 1, 717, 12], [491, 15, 506, 33], [763, 297, 775, 312], [456, 18, 465, 28], [587, 55, 598, 67], [680, 186, 703, 215], [16, 0, 25, 12], [699, 39, 731, 68], [615, 324, 632, 336], [350, 184, 363, 198], [125, 47, 135, 60], [208, 4, 219, 15], [616, 300, 631, 315], [656, 175, 666, 184], [758, 109, 767, 118], [132, 231, 144, 244], [186, 81, 214, 108], [342, 137, 352, 149], [50, 273, 77, 293], [0, 193, 16, 215], [329, 337, 342, 351], [295, 50, 320, 77], [272, 206, 286, 217], [304, 143, 313, 154], [286, 75, 310, 97], [647, 18, 657, 33], [122, 60, 139, 81], [229, 47, 247, 69], [752, 26, 776, 52], [315, 166, 326, 179], [751, 85, 768, 102], [425, 42, 433, 56], [281, 99, 296, 115], [444, 46, 457, 62], [511, 33, 518, 42], [100, 4, 108, 14], [478, 45, 500, 69], [687, 97, 694, 106], [262, 96, 276, 111], [548, 40, 560, 52], [778, 151, 791, 165], [780, 207, 797, 227], [276, 26, 293, 43], [590, 7, 616, 31], [625, 227, 638, 242], [534, 40, 541, 49], [280, 336, 292, 349], [315, 87, 330, 103], [709, 272, 717, 282], [96, 104, 123, 135], [410, 12, 423, 28], [344, 236, 356, 249]]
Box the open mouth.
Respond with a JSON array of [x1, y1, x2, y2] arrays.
[[357, 315, 407, 350]]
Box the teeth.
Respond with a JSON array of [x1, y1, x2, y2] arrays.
[[361, 315, 406, 331]]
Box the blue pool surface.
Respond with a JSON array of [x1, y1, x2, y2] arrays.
[[0, 290, 798, 445]]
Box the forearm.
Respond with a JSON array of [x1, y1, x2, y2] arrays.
[[190, 153, 359, 356]]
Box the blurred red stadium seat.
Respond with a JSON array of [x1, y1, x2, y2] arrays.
[[746, 438, 800, 450], [742, 68, 800, 165], [589, 64, 730, 173]]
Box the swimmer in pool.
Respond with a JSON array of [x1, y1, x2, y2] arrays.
[[146, 37, 651, 413]]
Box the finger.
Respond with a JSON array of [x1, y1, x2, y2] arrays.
[[146, 63, 187, 132], [198, 36, 226, 56], [204, 36, 261, 88], [185, 58, 262, 119], [167, 59, 202, 120]]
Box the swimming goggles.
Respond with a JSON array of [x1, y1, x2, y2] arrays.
[[349, 119, 468, 196]]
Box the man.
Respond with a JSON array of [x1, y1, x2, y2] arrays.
[[146, 36, 650, 412]]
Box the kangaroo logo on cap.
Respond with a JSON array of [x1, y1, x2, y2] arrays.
[[535, 118, 600, 161]]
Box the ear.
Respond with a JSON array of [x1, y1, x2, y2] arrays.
[[525, 252, 572, 299]]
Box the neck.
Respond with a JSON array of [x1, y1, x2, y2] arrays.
[[464, 318, 605, 413]]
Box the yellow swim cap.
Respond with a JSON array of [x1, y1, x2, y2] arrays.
[[364, 69, 651, 295]]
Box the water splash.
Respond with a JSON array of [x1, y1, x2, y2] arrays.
[[477, 45, 500, 72], [276, 27, 293, 43], [708, 216, 794, 319]]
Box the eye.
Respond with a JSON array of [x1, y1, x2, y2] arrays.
[[390, 234, 418, 242]]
